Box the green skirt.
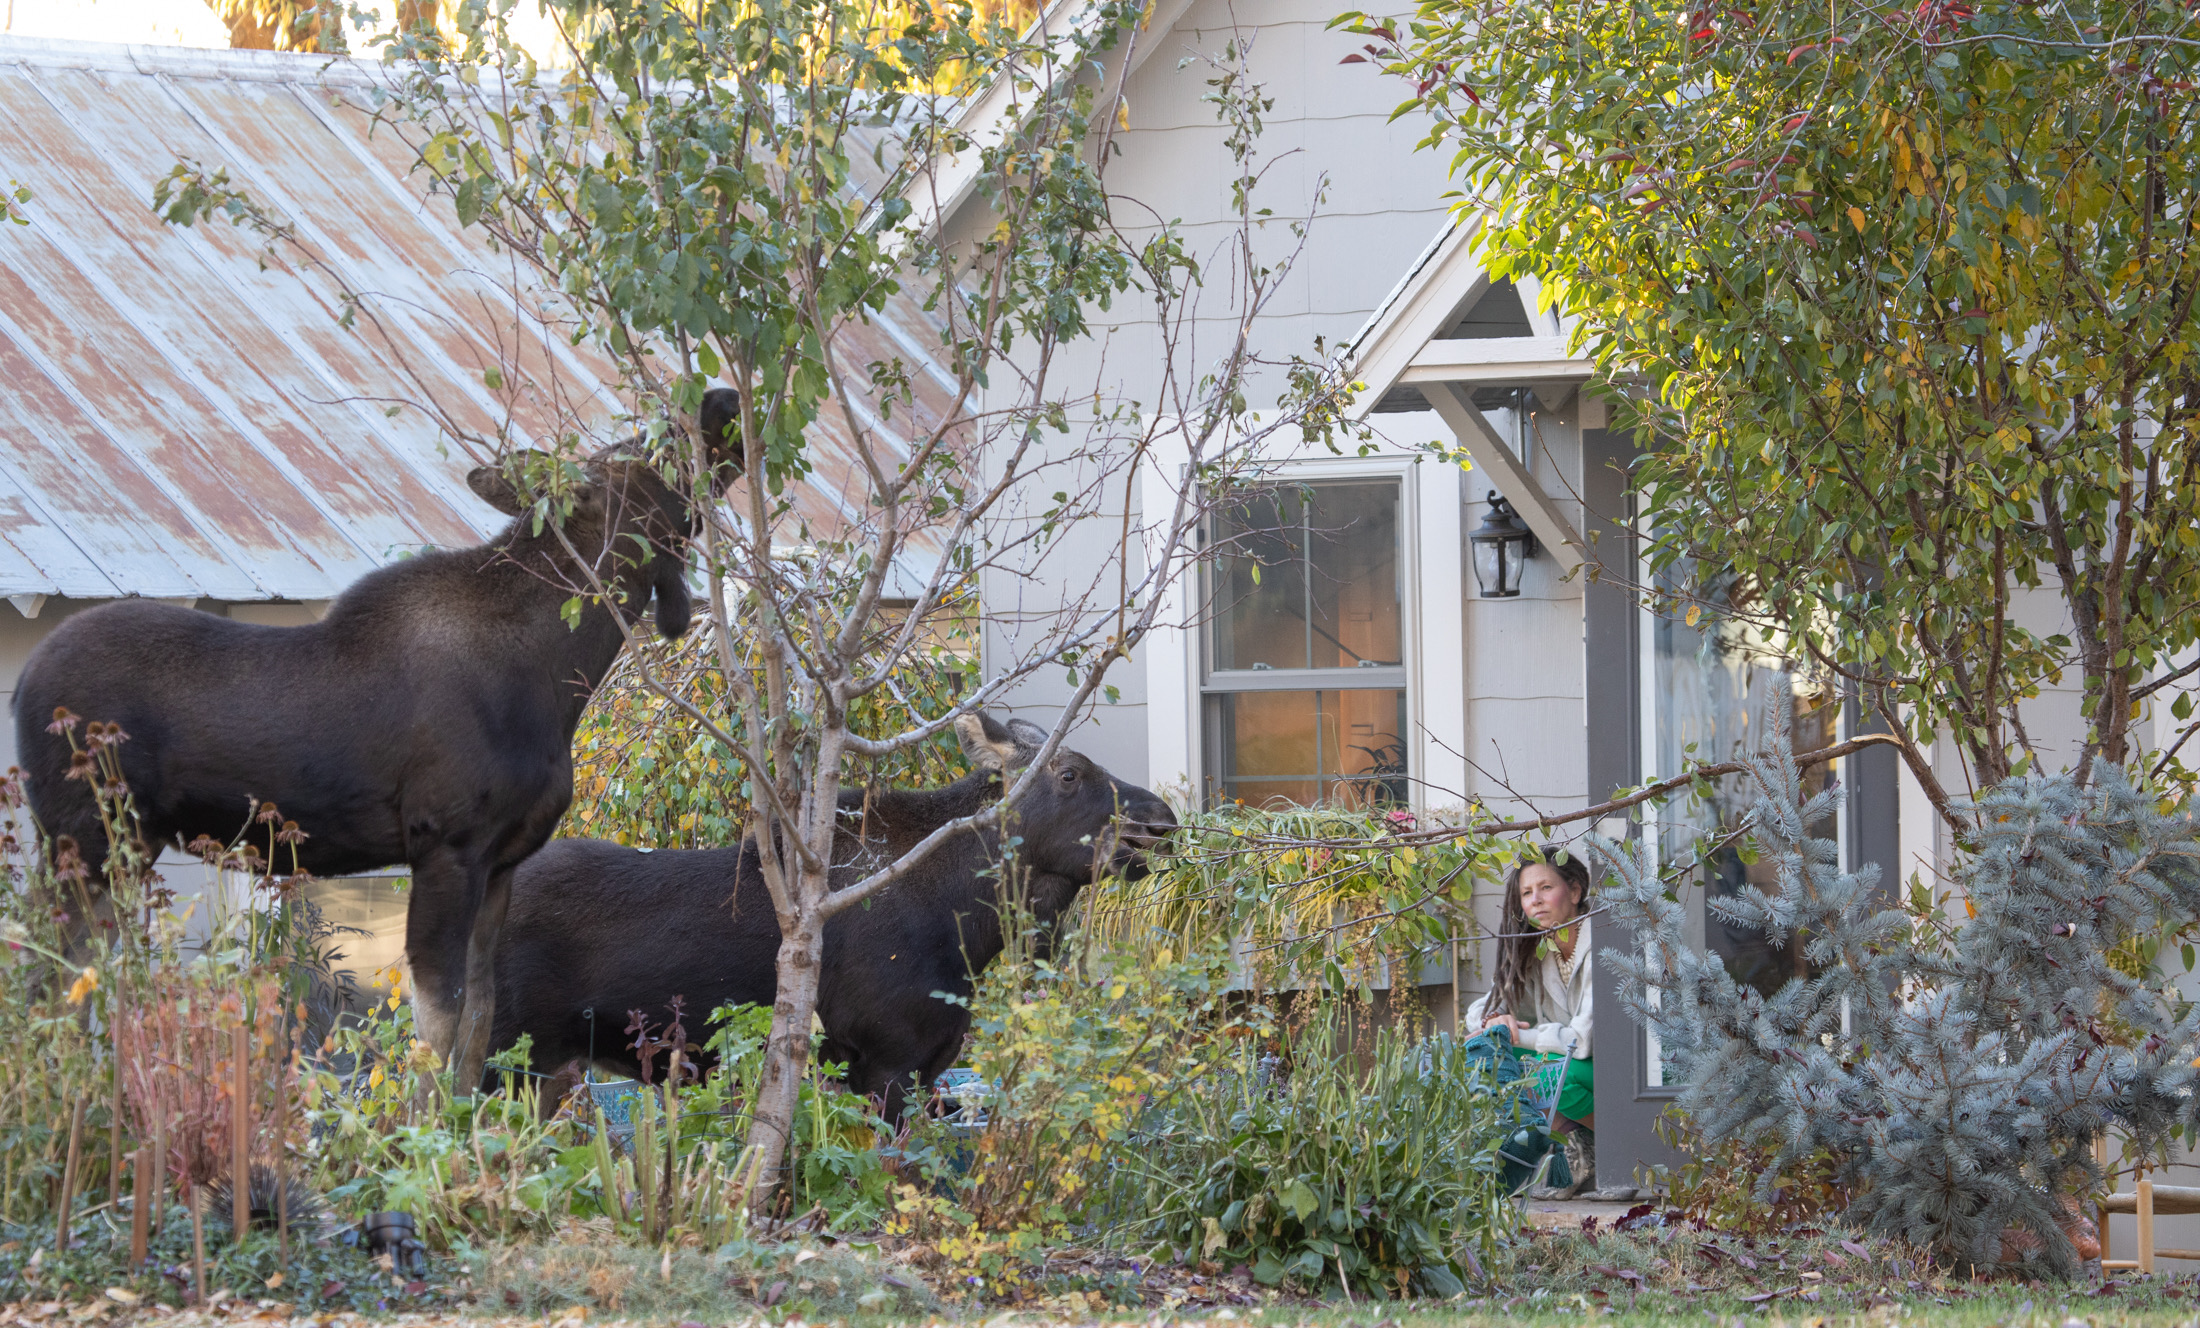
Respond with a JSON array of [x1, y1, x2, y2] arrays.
[[1525, 1051, 1594, 1125]]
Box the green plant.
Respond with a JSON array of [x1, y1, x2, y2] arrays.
[[876, 903, 1245, 1300], [1084, 804, 1500, 996], [1107, 1005, 1515, 1300]]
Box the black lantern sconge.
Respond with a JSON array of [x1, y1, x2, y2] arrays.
[[1469, 491, 1537, 598]]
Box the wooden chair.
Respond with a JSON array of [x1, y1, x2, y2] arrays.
[[2097, 1137, 2200, 1272]]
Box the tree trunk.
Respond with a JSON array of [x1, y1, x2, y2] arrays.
[[737, 913, 825, 1217]]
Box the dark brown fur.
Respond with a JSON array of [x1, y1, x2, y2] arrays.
[[486, 714, 1176, 1120], [12, 391, 741, 1085]]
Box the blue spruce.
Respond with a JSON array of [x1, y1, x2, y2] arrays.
[[1595, 691, 2200, 1276]]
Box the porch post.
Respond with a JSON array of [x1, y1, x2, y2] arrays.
[[1581, 422, 1676, 1196]]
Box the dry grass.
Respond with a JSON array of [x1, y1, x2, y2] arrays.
[[464, 1220, 936, 1321]]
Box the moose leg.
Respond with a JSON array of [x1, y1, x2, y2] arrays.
[[401, 843, 492, 1078], [444, 862, 517, 1096]]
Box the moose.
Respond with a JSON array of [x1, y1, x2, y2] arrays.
[[12, 390, 742, 1091], [484, 712, 1178, 1118]]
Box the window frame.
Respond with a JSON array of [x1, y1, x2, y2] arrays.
[[1196, 462, 1422, 810]]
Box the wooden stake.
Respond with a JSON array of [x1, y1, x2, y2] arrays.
[[275, 1048, 289, 1266], [187, 1178, 208, 1305], [129, 1147, 151, 1267], [232, 1022, 250, 1240], [55, 1100, 84, 1252], [147, 1116, 168, 1250], [108, 1023, 125, 1208]]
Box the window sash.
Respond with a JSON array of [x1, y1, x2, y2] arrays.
[[1202, 665, 1408, 693]]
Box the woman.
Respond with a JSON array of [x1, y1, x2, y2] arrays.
[[1463, 852, 1594, 1197]]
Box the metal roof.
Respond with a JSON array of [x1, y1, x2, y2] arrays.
[[0, 36, 960, 602]]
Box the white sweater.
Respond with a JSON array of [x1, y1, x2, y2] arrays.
[[1462, 916, 1593, 1060]]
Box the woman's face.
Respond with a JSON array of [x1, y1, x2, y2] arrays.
[[1518, 864, 1581, 930]]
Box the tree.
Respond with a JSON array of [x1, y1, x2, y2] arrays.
[[1597, 690, 2200, 1275], [311, 0, 1361, 1206], [204, 0, 348, 52], [1344, 0, 2200, 806]]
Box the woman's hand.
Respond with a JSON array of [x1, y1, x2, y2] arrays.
[[1481, 1013, 1523, 1038]]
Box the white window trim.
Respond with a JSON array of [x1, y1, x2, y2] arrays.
[[1142, 447, 1464, 815]]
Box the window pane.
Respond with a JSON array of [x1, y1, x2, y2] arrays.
[[1206, 689, 1408, 809], [1211, 488, 1308, 670], [1210, 483, 1400, 671], [1308, 484, 1402, 668], [1653, 564, 1837, 999]]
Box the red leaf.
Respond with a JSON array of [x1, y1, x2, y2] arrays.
[[1841, 1240, 1870, 1258], [1786, 114, 1810, 130], [1786, 43, 1819, 63], [1339, 53, 1367, 63]]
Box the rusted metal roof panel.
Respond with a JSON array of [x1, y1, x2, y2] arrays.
[[0, 37, 959, 600]]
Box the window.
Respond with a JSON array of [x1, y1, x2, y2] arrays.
[[1202, 481, 1408, 807], [1649, 564, 1838, 999]]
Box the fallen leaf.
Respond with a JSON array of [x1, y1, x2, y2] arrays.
[[101, 1291, 138, 1306], [319, 1281, 345, 1299], [1840, 1239, 1869, 1258]]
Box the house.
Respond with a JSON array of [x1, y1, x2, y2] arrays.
[[924, 0, 2200, 1213], [5, 1, 2195, 1230]]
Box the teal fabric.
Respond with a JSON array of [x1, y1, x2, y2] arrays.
[[1525, 1051, 1595, 1125]]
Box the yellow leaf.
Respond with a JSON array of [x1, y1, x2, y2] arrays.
[[66, 966, 97, 1005], [1847, 205, 1866, 233], [1684, 604, 1702, 627], [1963, 897, 1977, 919]]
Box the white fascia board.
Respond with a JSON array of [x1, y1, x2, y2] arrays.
[[1342, 217, 1490, 421], [1402, 335, 1594, 384], [903, 0, 1198, 237], [1422, 381, 1585, 573]]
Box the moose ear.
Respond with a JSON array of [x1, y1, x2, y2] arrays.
[[955, 712, 1024, 773], [698, 388, 745, 489], [1004, 718, 1050, 752]]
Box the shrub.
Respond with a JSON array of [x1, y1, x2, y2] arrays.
[[1083, 804, 1490, 993], [1106, 1005, 1515, 1299], [308, 995, 893, 1249], [1601, 692, 2200, 1276], [881, 902, 1246, 1299]]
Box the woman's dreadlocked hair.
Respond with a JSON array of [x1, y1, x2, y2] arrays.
[[1486, 850, 1592, 1023]]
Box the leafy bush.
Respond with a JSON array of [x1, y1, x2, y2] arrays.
[[309, 994, 893, 1248], [1106, 1008, 1515, 1299], [880, 903, 1246, 1299], [1083, 805, 1491, 991]]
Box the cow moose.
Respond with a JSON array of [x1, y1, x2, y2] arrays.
[[484, 712, 1179, 1118], [11, 390, 742, 1091]]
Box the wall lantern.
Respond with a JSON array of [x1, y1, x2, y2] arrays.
[[1469, 491, 1538, 598]]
